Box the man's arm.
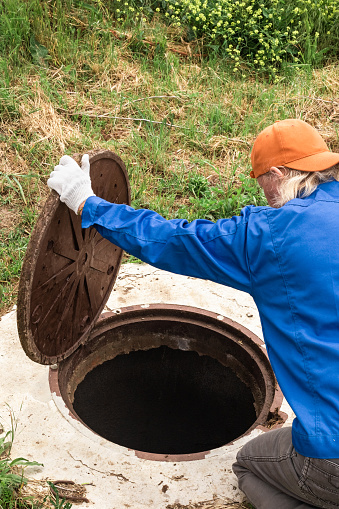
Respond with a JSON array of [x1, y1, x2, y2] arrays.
[[82, 195, 253, 293], [48, 155, 253, 293]]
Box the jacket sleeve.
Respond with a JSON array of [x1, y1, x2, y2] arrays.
[[82, 196, 253, 294]]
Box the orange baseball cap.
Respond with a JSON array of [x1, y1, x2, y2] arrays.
[[250, 119, 339, 178]]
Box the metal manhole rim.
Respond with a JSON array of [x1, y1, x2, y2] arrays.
[[49, 303, 287, 463]]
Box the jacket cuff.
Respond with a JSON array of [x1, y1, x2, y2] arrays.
[[81, 195, 105, 228]]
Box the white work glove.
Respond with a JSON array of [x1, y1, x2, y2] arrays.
[[47, 154, 95, 214]]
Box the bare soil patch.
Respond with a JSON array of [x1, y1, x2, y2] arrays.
[[0, 207, 18, 232]]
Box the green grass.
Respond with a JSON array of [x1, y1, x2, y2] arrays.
[[0, 413, 74, 509], [0, 0, 338, 315], [0, 228, 30, 312], [0, 416, 40, 509]]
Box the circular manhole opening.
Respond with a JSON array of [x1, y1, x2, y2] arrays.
[[53, 305, 284, 461], [74, 345, 256, 455]]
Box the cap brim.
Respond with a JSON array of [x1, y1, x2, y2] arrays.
[[286, 150, 339, 172], [250, 150, 339, 178]]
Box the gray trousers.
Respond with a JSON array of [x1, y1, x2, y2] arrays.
[[232, 427, 339, 509]]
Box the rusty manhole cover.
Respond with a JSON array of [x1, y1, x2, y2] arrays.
[[17, 150, 130, 364]]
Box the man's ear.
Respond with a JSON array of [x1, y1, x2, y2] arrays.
[[269, 166, 284, 178]]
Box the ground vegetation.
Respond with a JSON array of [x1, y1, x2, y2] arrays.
[[0, 1, 338, 316], [0, 413, 76, 508]]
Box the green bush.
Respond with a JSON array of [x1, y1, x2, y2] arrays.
[[111, 0, 338, 75], [1, 0, 337, 76], [162, 0, 338, 75]]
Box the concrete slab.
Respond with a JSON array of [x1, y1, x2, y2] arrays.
[[0, 263, 294, 508]]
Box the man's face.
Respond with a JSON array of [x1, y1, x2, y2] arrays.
[[256, 167, 284, 207]]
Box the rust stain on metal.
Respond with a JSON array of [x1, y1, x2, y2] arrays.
[[132, 449, 209, 462]]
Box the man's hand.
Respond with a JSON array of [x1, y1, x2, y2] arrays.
[[47, 154, 95, 215]]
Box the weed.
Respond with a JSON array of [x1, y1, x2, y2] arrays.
[[44, 483, 72, 509], [0, 414, 75, 509], [187, 174, 210, 198], [0, 228, 30, 313], [0, 414, 43, 509]]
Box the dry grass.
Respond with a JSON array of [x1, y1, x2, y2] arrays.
[[20, 478, 88, 506], [0, 15, 338, 314], [7, 59, 339, 167], [166, 497, 252, 509], [19, 82, 82, 152], [0, 142, 29, 176], [0, 477, 88, 508], [1, 63, 339, 188], [0, 207, 18, 232]]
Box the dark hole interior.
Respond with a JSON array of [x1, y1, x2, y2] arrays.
[[73, 345, 256, 455]]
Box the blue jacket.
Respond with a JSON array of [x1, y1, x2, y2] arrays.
[[82, 180, 339, 459]]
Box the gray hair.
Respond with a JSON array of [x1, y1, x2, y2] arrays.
[[271, 163, 339, 208]]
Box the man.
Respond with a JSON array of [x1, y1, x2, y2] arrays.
[[48, 119, 339, 509]]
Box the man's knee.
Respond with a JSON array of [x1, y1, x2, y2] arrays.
[[232, 435, 260, 482], [232, 452, 248, 482]]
